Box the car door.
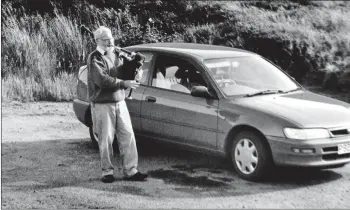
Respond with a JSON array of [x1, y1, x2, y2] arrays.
[[140, 53, 219, 150], [125, 51, 155, 133]]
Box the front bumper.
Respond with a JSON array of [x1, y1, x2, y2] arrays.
[[267, 135, 350, 167]]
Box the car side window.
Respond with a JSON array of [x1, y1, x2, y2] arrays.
[[151, 55, 207, 94], [136, 52, 154, 85], [77, 65, 88, 101], [78, 65, 88, 84]]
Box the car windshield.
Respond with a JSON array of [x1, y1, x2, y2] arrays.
[[203, 56, 300, 96]]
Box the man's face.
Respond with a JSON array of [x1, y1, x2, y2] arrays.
[[96, 37, 114, 52]]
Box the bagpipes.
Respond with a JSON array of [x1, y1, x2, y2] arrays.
[[80, 25, 145, 97]]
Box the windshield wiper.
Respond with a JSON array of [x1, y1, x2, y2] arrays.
[[282, 87, 303, 94], [245, 89, 284, 97]]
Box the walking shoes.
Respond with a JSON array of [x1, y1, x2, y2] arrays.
[[124, 172, 148, 181], [101, 172, 148, 183], [101, 175, 116, 183]]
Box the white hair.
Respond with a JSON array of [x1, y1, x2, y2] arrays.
[[93, 26, 113, 40]]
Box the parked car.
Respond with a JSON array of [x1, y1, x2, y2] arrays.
[[73, 43, 350, 181]]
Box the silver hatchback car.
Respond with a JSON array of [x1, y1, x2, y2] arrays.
[[73, 43, 350, 181]]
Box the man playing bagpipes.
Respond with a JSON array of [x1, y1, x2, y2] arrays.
[[86, 26, 147, 183]]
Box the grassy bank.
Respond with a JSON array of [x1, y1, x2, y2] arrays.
[[1, 0, 350, 102]]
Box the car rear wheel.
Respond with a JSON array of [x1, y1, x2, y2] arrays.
[[230, 130, 273, 181]]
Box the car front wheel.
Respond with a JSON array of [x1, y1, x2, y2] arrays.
[[231, 130, 273, 181]]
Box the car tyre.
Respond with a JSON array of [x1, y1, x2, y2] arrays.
[[230, 130, 273, 182]]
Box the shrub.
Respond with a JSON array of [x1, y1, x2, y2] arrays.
[[2, 0, 350, 102], [322, 71, 341, 90], [338, 71, 350, 91], [2, 73, 76, 102], [184, 24, 218, 44]]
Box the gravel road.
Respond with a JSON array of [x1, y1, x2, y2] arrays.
[[2, 101, 350, 209]]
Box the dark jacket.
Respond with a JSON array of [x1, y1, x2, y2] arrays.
[[87, 50, 127, 103]]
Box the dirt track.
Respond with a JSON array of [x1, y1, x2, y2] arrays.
[[1, 101, 350, 209]]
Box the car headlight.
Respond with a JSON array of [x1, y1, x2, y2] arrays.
[[283, 128, 330, 140]]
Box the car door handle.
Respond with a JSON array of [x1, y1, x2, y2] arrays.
[[145, 96, 156, 102]]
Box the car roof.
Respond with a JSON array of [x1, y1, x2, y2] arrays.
[[125, 43, 257, 60]]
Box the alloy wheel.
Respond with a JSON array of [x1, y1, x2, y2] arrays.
[[234, 138, 258, 174]]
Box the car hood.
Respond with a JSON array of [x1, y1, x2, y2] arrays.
[[235, 90, 350, 128]]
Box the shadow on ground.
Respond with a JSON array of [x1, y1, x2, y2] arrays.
[[1, 137, 344, 198]]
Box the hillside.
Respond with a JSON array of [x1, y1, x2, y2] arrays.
[[1, 0, 350, 102]]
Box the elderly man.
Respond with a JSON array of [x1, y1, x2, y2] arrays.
[[87, 26, 147, 183]]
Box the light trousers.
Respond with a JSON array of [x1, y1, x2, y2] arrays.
[[91, 100, 138, 177]]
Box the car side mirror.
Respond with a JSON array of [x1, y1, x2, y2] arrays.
[[191, 86, 214, 98]]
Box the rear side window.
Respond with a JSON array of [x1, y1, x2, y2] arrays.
[[77, 65, 88, 101], [78, 66, 88, 84], [136, 52, 154, 85], [151, 55, 207, 94]]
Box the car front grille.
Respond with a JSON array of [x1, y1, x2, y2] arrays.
[[330, 128, 350, 137], [331, 129, 350, 136], [322, 146, 338, 153], [320, 127, 350, 161], [322, 144, 350, 161], [322, 153, 350, 161]]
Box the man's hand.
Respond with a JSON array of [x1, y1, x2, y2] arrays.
[[124, 80, 140, 89], [135, 69, 143, 82], [130, 52, 136, 59]]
